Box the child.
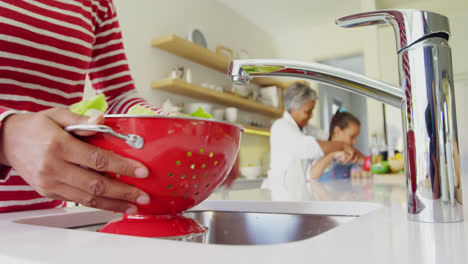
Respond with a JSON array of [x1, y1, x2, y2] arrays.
[[309, 109, 362, 182]]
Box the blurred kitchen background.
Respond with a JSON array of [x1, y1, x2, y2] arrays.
[[84, 0, 468, 199]]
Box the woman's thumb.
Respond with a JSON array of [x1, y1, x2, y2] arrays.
[[46, 107, 105, 137], [71, 113, 105, 136]]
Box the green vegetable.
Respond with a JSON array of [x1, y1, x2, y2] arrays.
[[188, 107, 212, 119], [129, 105, 212, 119], [70, 94, 108, 115], [70, 94, 214, 120], [371, 161, 390, 174], [127, 105, 159, 115]]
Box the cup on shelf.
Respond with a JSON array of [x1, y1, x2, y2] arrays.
[[212, 108, 225, 120], [208, 84, 217, 90], [232, 84, 250, 98], [169, 67, 184, 80], [225, 107, 238, 122], [258, 85, 279, 107], [185, 68, 192, 83], [240, 166, 263, 179]]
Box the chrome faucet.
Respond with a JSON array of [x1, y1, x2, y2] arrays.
[[228, 10, 462, 223]]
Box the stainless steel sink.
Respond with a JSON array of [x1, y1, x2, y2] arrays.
[[14, 201, 378, 246], [68, 210, 357, 245], [186, 211, 356, 245]]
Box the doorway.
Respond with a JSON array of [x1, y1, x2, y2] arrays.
[[318, 55, 370, 155]]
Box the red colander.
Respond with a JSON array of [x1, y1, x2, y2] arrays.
[[65, 115, 243, 237]]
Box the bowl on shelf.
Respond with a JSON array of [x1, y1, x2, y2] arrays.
[[230, 84, 248, 97], [240, 166, 263, 179], [212, 108, 225, 120], [258, 85, 280, 107]]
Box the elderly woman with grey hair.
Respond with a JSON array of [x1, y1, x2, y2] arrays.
[[264, 82, 360, 201]]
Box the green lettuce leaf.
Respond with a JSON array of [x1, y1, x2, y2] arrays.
[[70, 94, 108, 115]]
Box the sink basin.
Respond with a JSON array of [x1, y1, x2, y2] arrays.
[[185, 211, 355, 245], [68, 211, 356, 245], [13, 200, 381, 246]]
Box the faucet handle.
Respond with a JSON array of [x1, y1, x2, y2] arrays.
[[336, 9, 450, 52]]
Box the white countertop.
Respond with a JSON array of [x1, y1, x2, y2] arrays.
[[1, 175, 467, 264]]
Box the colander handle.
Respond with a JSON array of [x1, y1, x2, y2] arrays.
[[64, 124, 144, 149]]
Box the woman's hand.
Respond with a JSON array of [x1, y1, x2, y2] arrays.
[[0, 107, 150, 214], [332, 151, 347, 163], [341, 145, 365, 164]]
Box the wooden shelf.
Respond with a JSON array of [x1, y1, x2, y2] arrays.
[[151, 34, 289, 89], [239, 123, 271, 137], [151, 79, 283, 118], [240, 124, 269, 133], [151, 34, 229, 72]]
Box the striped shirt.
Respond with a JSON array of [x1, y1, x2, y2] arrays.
[[0, 0, 166, 213]]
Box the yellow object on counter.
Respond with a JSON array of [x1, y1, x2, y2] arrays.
[[388, 155, 405, 172]]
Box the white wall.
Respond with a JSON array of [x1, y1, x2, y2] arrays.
[[272, 24, 367, 129], [272, 1, 386, 140], [85, 0, 278, 168], [110, 0, 276, 104], [273, 23, 365, 62], [454, 75, 468, 171], [319, 55, 370, 154]]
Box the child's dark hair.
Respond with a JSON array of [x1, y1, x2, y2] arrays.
[[328, 109, 360, 140]]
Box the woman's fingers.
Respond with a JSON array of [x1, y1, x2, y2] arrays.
[[52, 183, 139, 214], [1, 108, 150, 213], [44, 107, 104, 136], [57, 161, 150, 206], [57, 133, 148, 178], [44, 107, 149, 179], [44, 107, 151, 209], [334, 151, 346, 162], [342, 145, 360, 163]]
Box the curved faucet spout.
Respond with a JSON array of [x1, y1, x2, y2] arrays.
[[229, 59, 404, 107], [228, 10, 463, 223]]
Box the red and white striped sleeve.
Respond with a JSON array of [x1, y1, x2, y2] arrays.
[[87, 0, 169, 115]]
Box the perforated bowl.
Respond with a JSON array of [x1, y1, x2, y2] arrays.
[[66, 115, 243, 215]]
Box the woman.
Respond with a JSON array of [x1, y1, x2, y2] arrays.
[[265, 83, 361, 201], [0, 0, 168, 214], [309, 110, 362, 182]]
